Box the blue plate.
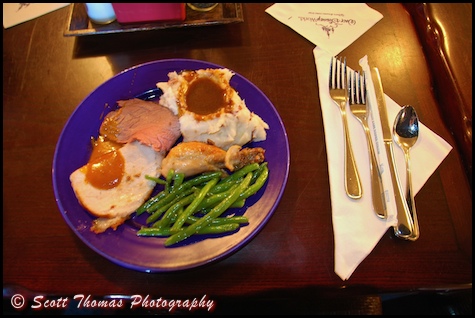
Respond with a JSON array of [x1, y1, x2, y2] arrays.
[[52, 59, 290, 272]]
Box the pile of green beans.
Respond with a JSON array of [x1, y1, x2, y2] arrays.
[[136, 162, 269, 246]]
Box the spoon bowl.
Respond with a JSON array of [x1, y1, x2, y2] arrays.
[[393, 105, 420, 240]]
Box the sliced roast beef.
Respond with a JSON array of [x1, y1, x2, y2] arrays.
[[100, 98, 181, 152]]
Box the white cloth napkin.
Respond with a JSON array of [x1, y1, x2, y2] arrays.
[[3, 3, 70, 29], [267, 3, 453, 280]]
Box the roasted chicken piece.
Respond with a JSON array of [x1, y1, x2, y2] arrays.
[[161, 141, 265, 177]]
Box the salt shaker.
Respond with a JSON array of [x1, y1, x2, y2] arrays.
[[85, 3, 116, 24]]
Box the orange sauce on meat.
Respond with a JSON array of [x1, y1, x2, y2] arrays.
[[185, 77, 226, 116], [85, 137, 124, 190]]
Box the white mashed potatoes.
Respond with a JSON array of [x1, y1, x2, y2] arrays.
[[157, 68, 269, 150]]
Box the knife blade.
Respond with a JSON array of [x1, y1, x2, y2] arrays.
[[371, 67, 417, 240]]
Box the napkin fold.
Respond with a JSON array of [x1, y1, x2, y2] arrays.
[[267, 3, 453, 280]]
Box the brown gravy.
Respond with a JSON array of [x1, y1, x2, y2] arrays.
[[185, 77, 226, 116]]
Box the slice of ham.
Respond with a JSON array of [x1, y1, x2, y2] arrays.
[[100, 98, 180, 153]]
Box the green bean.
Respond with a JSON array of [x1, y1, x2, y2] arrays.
[[138, 223, 240, 237], [165, 169, 175, 192], [197, 223, 240, 234], [153, 194, 195, 230], [239, 162, 269, 200], [165, 172, 252, 246], [145, 175, 167, 185], [171, 178, 219, 231], [137, 227, 171, 237], [206, 163, 265, 198], [137, 163, 269, 246], [171, 171, 222, 194], [136, 190, 167, 215], [196, 185, 236, 211], [209, 163, 260, 194], [222, 163, 260, 183], [138, 171, 222, 216], [199, 200, 246, 215], [208, 178, 242, 194], [146, 187, 197, 224], [146, 190, 181, 214], [250, 162, 267, 184], [195, 163, 267, 214], [186, 215, 249, 225], [171, 172, 185, 191], [230, 199, 245, 209], [195, 186, 248, 215], [146, 171, 217, 213]]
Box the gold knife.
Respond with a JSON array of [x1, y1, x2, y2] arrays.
[[371, 67, 417, 241]]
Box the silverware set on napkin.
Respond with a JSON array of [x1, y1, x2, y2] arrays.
[[329, 56, 420, 240]]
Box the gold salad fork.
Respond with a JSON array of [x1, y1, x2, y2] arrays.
[[348, 70, 387, 218], [329, 57, 362, 199]]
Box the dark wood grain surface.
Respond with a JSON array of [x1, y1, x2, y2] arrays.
[[3, 3, 471, 309]]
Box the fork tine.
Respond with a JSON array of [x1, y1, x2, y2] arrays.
[[349, 69, 355, 104], [329, 57, 347, 90], [349, 70, 365, 105], [361, 72, 367, 104], [336, 58, 341, 89], [340, 57, 347, 90], [336, 57, 342, 89], [329, 57, 334, 89], [350, 69, 358, 104], [355, 70, 361, 104], [355, 70, 366, 105]]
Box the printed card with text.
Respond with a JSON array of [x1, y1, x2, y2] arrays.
[[266, 3, 383, 56]]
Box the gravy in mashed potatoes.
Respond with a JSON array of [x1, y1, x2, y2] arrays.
[[185, 76, 231, 118], [157, 68, 269, 150]]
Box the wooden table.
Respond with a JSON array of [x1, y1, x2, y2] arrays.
[[3, 3, 471, 314]]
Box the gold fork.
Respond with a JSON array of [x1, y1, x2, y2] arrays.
[[348, 70, 387, 218], [329, 57, 362, 199]]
